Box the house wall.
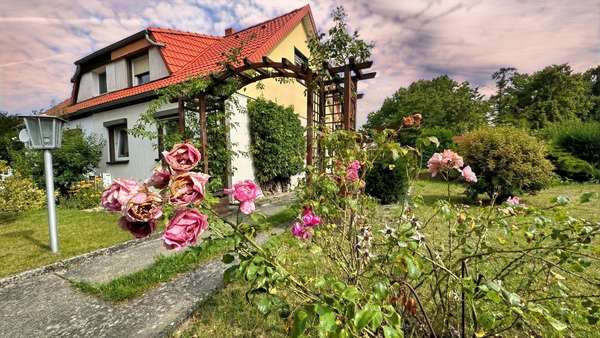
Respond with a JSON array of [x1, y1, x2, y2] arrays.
[[66, 101, 177, 181], [149, 46, 169, 81], [241, 20, 312, 120]]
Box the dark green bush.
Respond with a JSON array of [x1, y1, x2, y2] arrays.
[[543, 120, 600, 167], [11, 128, 103, 195], [546, 145, 599, 182], [418, 127, 455, 166], [365, 157, 409, 204], [459, 127, 553, 199], [248, 98, 305, 191]]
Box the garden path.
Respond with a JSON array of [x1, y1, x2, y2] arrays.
[[0, 193, 294, 338]]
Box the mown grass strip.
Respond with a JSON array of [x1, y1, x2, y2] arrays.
[[72, 207, 296, 302]]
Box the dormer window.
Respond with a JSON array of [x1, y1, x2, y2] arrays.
[[98, 71, 107, 94], [131, 54, 150, 86]]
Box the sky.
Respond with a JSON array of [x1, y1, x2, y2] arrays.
[[0, 0, 599, 126]]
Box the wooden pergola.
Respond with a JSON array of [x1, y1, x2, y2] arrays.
[[175, 56, 376, 180]]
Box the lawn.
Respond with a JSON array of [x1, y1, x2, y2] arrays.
[[0, 208, 128, 278], [174, 180, 600, 337]]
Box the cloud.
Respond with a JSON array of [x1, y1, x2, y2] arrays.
[[0, 0, 598, 129]]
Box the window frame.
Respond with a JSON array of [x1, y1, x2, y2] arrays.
[[98, 70, 107, 94], [130, 53, 150, 86], [294, 48, 309, 85], [156, 114, 180, 160], [103, 119, 129, 164]]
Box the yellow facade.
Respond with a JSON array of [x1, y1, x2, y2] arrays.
[[240, 19, 312, 120]]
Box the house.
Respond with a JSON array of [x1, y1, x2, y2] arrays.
[[47, 5, 317, 187]]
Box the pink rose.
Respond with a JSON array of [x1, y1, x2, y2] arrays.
[[461, 165, 477, 183], [163, 208, 209, 250], [148, 166, 171, 189], [119, 217, 156, 238], [346, 160, 361, 182], [225, 180, 262, 215], [101, 179, 140, 212], [427, 153, 443, 177], [291, 222, 311, 240], [506, 196, 520, 206], [123, 191, 163, 222], [169, 172, 210, 206], [162, 143, 202, 173], [301, 207, 321, 227], [441, 149, 464, 169]]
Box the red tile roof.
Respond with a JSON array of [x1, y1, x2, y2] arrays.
[[50, 5, 314, 117]]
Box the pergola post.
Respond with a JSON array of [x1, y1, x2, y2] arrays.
[[198, 94, 209, 173], [306, 72, 314, 179], [318, 82, 326, 170], [343, 64, 352, 130], [177, 98, 185, 133]]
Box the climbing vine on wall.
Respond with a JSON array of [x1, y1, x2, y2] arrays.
[[248, 98, 305, 191]]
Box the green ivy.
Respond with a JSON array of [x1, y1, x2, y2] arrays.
[[247, 98, 305, 191]]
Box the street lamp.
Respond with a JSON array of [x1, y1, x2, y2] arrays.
[[19, 114, 65, 253]]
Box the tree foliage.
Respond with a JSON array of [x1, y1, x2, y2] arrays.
[[248, 98, 305, 191], [11, 128, 103, 194], [0, 112, 23, 163], [365, 75, 489, 133], [493, 64, 592, 128], [584, 65, 600, 121]]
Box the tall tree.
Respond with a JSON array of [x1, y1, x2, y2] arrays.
[[365, 75, 489, 133], [584, 65, 600, 121], [490, 67, 517, 123], [497, 64, 591, 128]]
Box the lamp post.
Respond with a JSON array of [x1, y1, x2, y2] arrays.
[[19, 114, 65, 253]]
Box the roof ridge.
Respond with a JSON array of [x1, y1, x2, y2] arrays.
[[174, 5, 310, 75], [232, 5, 307, 36], [148, 27, 221, 40]]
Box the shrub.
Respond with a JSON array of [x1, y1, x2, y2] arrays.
[[365, 157, 409, 204], [0, 161, 45, 214], [418, 127, 455, 166], [248, 98, 305, 191], [546, 145, 599, 182], [544, 120, 600, 167], [11, 128, 103, 195], [59, 178, 103, 209], [459, 127, 553, 199]]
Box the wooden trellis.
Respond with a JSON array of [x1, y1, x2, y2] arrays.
[[176, 56, 376, 182]]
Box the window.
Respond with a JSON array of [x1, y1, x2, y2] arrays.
[[294, 48, 308, 84], [98, 71, 107, 94], [131, 54, 150, 86], [157, 116, 180, 158], [103, 119, 129, 163]]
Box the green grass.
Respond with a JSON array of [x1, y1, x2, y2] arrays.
[[74, 207, 297, 302], [0, 208, 128, 278], [175, 181, 600, 337]]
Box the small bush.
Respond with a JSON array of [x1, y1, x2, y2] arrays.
[[546, 145, 599, 182], [0, 161, 45, 214], [59, 178, 103, 209], [459, 127, 553, 199], [543, 120, 600, 167], [418, 127, 455, 166], [248, 98, 305, 191], [365, 157, 409, 204]]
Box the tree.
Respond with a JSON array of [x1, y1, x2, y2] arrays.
[[0, 111, 23, 162], [490, 67, 517, 123], [496, 64, 591, 128], [365, 75, 489, 133], [11, 128, 103, 194], [584, 65, 600, 121]]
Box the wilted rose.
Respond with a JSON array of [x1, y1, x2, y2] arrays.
[[123, 191, 163, 222], [119, 217, 156, 238], [162, 143, 202, 173], [291, 222, 311, 240], [148, 166, 171, 189], [163, 208, 209, 250], [101, 179, 140, 212], [169, 172, 210, 206], [225, 180, 262, 214]]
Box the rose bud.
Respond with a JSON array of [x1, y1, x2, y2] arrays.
[[163, 209, 209, 250], [224, 180, 262, 215], [148, 166, 171, 189], [101, 179, 140, 212], [162, 143, 202, 173], [119, 216, 156, 239], [169, 172, 210, 206], [123, 191, 163, 222]]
